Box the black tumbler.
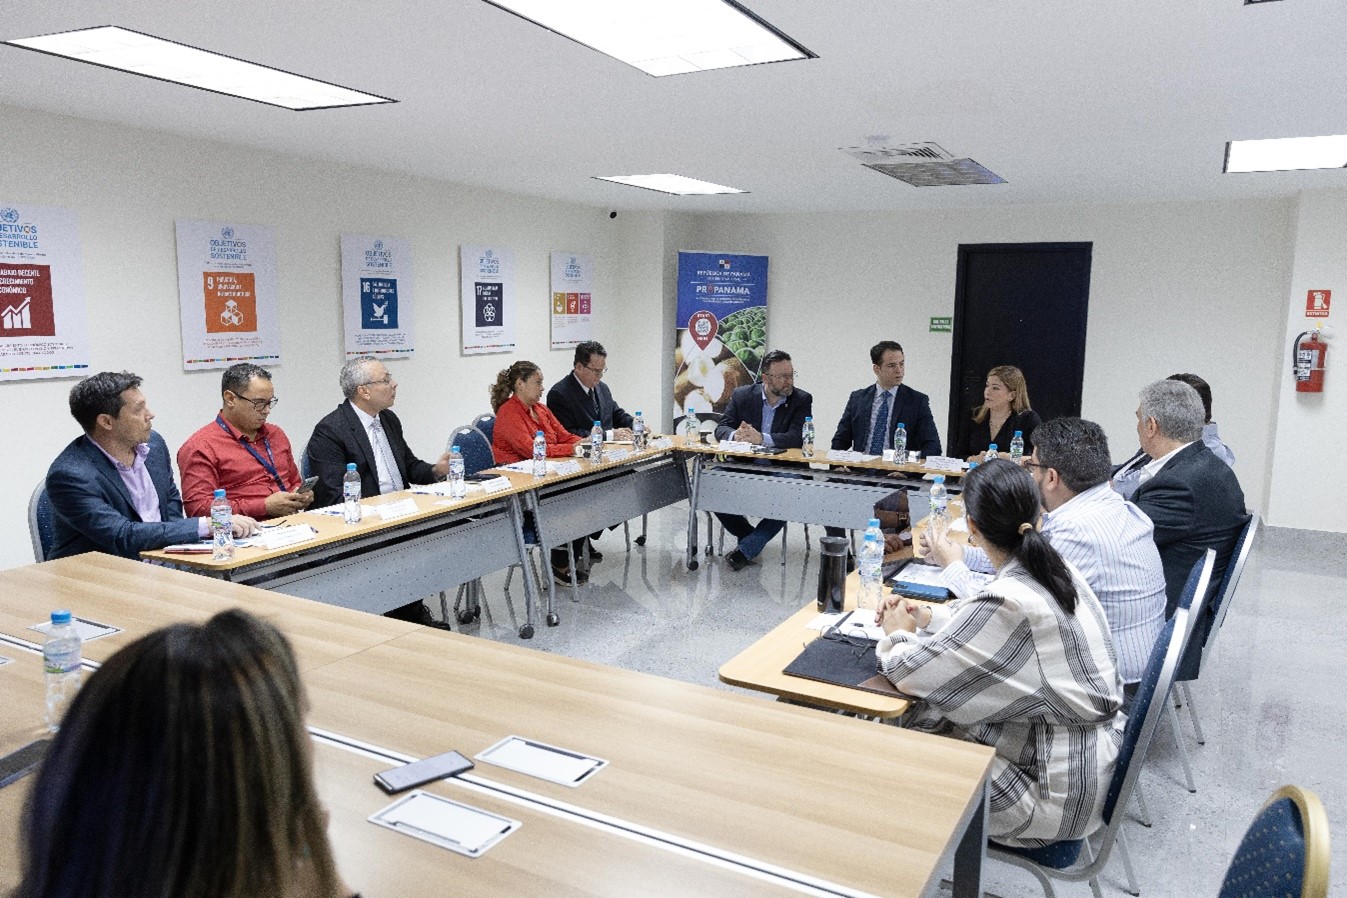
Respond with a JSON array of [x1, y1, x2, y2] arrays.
[[817, 536, 849, 613]]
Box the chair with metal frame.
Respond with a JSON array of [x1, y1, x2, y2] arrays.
[[28, 479, 56, 563], [441, 425, 514, 625], [471, 413, 495, 445], [988, 550, 1212, 898], [1152, 548, 1219, 795], [1218, 784, 1330, 898]]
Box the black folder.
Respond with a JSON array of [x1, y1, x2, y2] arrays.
[[782, 634, 903, 697]]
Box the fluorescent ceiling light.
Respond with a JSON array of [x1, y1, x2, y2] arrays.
[[3, 26, 394, 110], [1225, 135, 1347, 173], [481, 0, 814, 76], [594, 174, 747, 195]]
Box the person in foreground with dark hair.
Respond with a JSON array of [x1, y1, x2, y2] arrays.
[[876, 460, 1123, 848], [45, 371, 258, 560], [15, 609, 357, 898]]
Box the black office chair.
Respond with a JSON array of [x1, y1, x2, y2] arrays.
[[28, 479, 55, 563]]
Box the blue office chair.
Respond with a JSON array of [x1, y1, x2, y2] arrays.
[[1219, 785, 1329, 898], [297, 440, 312, 479], [440, 426, 504, 625], [471, 413, 495, 445], [28, 479, 56, 563], [1174, 513, 1259, 745], [989, 575, 1199, 898]]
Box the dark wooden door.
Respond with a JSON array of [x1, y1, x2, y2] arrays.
[[946, 243, 1092, 458]]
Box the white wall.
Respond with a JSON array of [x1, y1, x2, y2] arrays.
[[1267, 191, 1347, 532], [690, 199, 1297, 518], [0, 105, 663, 571]]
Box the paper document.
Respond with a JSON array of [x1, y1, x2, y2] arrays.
[[826, 449, 878, 463], [369, 791, 519, 857], [923, 456, 968, 472], [716, 440, 755, 452], [830, 610, 886, 642], [476, 736, 606, 787]]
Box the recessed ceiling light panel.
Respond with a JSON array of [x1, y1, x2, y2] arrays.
[[481, 0, 814, 76], [594, 174, 747, 195], [2, 26, 395, 110], [1224, 135, 1347, 173]]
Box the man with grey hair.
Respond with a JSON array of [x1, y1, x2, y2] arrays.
[[925, 417, 1167, 685], [1130, 379, 1247, 615]]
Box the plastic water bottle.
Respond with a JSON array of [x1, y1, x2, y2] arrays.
[[210, 489, 234, 560], [984, 443, 999, 463], [929, 475, 950, 543], [857, 533, 885, 611], [633, 411, 647, 451], [590, 420, 604, 463], [43, 610, 82, 733], [532, 430, 547, 478], [801, 416, 815, 458], [893, 422, 907, 464], [865, 517, 884, 545], [342, 463, 362, 523], [1010, 430, 1025, 464], [683, 408, 699, 442], [448, 446, 466, 498]]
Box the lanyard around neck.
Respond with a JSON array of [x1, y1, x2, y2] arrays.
[[215, 415, 286, 492]]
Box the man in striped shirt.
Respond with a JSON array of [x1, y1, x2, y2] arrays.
[[939, 417, 1166, 684]]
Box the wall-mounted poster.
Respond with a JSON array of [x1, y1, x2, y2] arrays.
[[0, 203, 90, 381], [460, 245, 515, 355], [673, 252, 769, 429], [175, 219, 280, 371], [341, 234, 415, 359], [549, 251, 593, 350]]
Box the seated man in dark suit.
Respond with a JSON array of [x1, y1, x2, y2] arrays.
[[1129, 378, 1248, 617], [307, 357, 451, 629], [546, 340, 635, 440], [713, 350, 813, 571], [46, 371, 258, 561]]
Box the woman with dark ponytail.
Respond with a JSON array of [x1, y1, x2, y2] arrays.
[[875, 459, 1123, 849]]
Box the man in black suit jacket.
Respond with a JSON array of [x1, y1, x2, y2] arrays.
[[1130, 379, 1247, 616], [546, 340, 635, 439], [46, 371, 257, 560], [830, 340, 941, 457], [712, 350, 814, 570]]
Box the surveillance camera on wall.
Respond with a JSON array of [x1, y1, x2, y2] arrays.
[[608, 210, 618, 219]]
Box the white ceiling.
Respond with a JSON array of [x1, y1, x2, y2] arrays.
[[1, 0, 1345, 214]]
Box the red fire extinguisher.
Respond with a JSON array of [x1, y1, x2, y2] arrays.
[[1293, 328, 1327, 393]]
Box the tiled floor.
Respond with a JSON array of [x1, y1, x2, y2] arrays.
[[450, 505, 1346, 897]]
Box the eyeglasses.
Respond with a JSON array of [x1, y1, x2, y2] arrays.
[[584, 365, 608, 376], [764, 371, 797, 381], [1022, 461, 1049, 471], [361, 375, 394, 387], [233, 394, 279, 411]]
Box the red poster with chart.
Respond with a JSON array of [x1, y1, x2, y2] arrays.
[[0, 263, 55, 336]]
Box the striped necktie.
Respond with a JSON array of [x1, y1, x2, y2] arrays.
[[868, 391, 891, 455]]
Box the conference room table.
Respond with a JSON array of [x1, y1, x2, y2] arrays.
[[0, 554, 994, 898], [140, 439, 688, 639], [676, 441, 965, 569]]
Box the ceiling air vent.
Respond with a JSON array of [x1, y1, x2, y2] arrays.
[[842, 142, 1006, 187]]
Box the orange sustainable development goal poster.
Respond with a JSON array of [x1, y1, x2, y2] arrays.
[[175, 219, 280, 371]]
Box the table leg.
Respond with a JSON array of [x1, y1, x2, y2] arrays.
[[522, 490, 558, 629], [952, 778, 987, 898], [684, 454, 702, 570], [506, 494, 542, 639]]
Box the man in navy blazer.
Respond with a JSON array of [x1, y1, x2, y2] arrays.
[[46, 371, 258, 561], [712, 350, 814, 570], [1129, 379, 1247, 616], [830, 341, 941, 458], [546, 341, 635, 439]]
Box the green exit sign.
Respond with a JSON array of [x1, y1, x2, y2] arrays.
[[929, 316, 952, 333]]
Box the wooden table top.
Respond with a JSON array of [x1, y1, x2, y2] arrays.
[[677, 437, 966, 478]]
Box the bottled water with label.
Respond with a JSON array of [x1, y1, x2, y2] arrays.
[[633, 411, 647, 451], [590, 421, 604, 463], [984, 443, 999, 463], [865, 517, 883, 545], [1010, 430, 1025, 464], [801, 416, 815, 458], [448, 446, 466, 498], [857, 533, 885, 611], [210, 489, 234, 560], [683, 409, 699, 442], [929, 475, 950, 543], [43, 609, 82, 733], [893, 422, 907, 464], [532, 431, 547, 478], [342, 463, 362, 523]]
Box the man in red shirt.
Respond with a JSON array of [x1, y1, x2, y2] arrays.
[[178, 363, 313, 519]]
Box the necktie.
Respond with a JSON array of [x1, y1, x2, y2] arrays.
[[868, 391, 891, 455], [592, 388, 602, 422], [370, 419, 405, 493]]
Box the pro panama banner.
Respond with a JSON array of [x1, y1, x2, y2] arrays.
[[674, 251, 768, 430], [460, 244, 516, 355], [175, 219, 281, 371], [549, 251, 594, 350], [0, 203, 90, 381], [341, 234, 415, 359]]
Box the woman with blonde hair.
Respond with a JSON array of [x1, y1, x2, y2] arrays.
[[962, 365, 1041, 459], [16, 609, 357, 898]]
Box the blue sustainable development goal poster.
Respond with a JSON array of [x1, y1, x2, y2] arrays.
[[674, 252, 768, 430]]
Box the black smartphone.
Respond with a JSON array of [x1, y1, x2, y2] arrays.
[[751, 446, 787, 455], [297, 475, 320, 494], [462, 473, 497, 483], [374, 750, 475, 795], [1, 739, 50, 789]]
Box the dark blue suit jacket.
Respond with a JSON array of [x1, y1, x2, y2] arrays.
[[46, 431, 200, 560], [1131, 441, 1247, 616], [546, 372, 634, 438], [714, 384, 813, 449], [830, 384, 941, 456], [306, 402, 439, 508]]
